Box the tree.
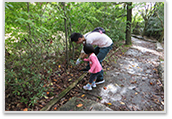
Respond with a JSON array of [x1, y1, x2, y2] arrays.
[[140, 3, 157, 37], [125, 2, 132, 45]]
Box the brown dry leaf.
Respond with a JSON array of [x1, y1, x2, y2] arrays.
[[103, 86, 107, 90], [53, 79, 57, 82], [23, 108, 28, 111], [153, 68, 158, 72], [76, 104, 83, 107]]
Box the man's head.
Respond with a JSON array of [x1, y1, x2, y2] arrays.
[[70, 33, 85, 44]]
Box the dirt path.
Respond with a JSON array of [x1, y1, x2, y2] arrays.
[[57, 37, 164, 111], [98, 37, 164, 111]]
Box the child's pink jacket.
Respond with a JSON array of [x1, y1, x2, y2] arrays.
[[84, 53, 102, 73]]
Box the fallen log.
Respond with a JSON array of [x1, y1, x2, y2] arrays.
[[131, 34, 157, 43]]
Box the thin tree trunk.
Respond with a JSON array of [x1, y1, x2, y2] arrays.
[[62, 2, 69, 69], [27, 2, 32, 42], [125, 2, 132, 45]]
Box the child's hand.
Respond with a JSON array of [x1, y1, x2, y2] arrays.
[[84, 58, 89, 62], [76, 58, 82, 65], [88, 71, 91, 74]]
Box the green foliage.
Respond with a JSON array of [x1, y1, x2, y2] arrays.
[[132, 2, 164, 40], [145, 3, 164, 39]]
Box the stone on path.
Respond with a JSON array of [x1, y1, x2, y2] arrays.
[[156, 42, 163, 51], [57, 97, 113, 111]]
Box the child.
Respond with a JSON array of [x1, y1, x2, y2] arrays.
[[83, 44, 103, 90]]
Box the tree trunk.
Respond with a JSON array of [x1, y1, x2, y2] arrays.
[[158, 29, 164, 43], [27, 2, 32, 42], [125, 2, 132, 45], [142, 19, 148, 37], [62, 2, 69, 69]]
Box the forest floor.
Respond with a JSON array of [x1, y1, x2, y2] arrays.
[[5, 36, 164, 111]]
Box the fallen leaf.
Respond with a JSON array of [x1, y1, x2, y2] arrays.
[[153, 68, 157, 71], [103, 86, 107, 90], [120, 101, 125, 105], [68, 79, 72, 81], [76, 104, 83, 107], [44, 96, 48, 99], [53, 79, 57, 82], [23, 108, 28, 111], [81, 94, 85, 97], [107, 103, 112, 106], [161, 101, 164, 105]]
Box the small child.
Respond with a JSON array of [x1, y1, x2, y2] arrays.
[[83, 43, 103, 90]]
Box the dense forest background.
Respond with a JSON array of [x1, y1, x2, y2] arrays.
[[5, 2, 164, 109]]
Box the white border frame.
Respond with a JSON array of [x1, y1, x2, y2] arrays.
[[2, 0, 167, 115]]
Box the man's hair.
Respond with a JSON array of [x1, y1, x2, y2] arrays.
[[84, 43, 95, 54], [70, 33, 83, 42]]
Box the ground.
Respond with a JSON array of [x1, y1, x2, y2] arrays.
[[5, 36, 164, 111], [55, 37, 164, 111]]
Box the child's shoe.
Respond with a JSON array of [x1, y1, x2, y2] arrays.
[[83, 83, 92, 90], [92, 81, 96, 88]]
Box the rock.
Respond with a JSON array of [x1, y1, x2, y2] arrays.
[[57, 97, 113, 111], [158, 61, 164, 87], [145, 69, 152, 74], [90, 103, 113, 111], [156, 42, 163, 51]]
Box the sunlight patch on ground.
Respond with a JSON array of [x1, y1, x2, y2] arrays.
[[100, 83, 126, 103], [132, 45, 163, 57]]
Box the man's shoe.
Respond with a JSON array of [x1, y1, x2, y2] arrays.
[[80, 68, 89, 71], [95, 79, 105, 84]]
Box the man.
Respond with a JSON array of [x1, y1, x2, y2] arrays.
[[70, 30, 113, 84]]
